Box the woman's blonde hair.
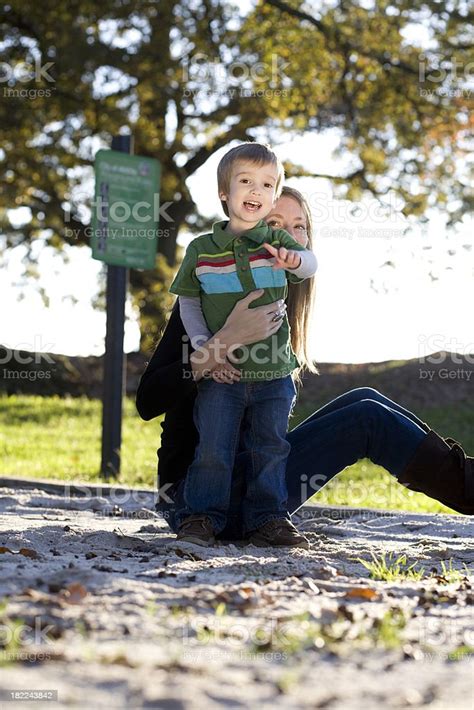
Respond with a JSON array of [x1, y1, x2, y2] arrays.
[[278, 186, 319, 386]]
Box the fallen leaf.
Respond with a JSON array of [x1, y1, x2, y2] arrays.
[[60, 582, 88, 604], [0, 546, 38, 558], [345, 587, 379, 600]]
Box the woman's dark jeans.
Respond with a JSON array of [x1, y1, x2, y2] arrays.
[[158, 387, 429, 540]]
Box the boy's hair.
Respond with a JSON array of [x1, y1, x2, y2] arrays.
[[217, 142, 285, 216]]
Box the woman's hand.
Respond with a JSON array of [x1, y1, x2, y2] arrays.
[[221, 290, 287, 351], [262, 243, 301, 270], [211, 357, 242, 384], [189, 290, 286, 382]]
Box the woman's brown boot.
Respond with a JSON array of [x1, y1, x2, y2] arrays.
[[398, 431, 474, 514]]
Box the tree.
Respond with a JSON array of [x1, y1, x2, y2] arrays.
[[0, 0, 471, 350]]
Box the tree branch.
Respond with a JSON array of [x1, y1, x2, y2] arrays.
[[265, 0, 419, 76]]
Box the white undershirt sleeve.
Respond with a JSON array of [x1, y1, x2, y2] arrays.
[[286, 249, 318, 279], [178, 296, 213, 348]]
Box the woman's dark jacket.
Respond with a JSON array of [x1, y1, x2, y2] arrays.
[[135, 302, 198, 489]]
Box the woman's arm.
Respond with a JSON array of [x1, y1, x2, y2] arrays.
[[135, 290, 287, 420], [135, 302, 194, 420]]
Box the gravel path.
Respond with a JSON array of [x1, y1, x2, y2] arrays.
[[0, 483, 473, 709]]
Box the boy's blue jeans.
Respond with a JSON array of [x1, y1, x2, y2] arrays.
[[159, 387, 429, 539], [173, 374, 296, 534]]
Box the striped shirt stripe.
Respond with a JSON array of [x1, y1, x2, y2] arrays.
[[197, 258, 236, 268], [196, 263, 237, 276]]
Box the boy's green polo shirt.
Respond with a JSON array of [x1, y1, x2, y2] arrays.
[[169, 219, 307, 381]]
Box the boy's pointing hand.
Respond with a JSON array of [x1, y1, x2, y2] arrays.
[[262, 243, 301, 270]]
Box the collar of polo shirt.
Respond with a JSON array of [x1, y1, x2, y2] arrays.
[[211, 219, 270, 249]]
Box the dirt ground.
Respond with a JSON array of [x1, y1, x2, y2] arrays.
[[0, 482, 473, 709]]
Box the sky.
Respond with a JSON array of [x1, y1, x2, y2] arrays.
[[2, 129, 472, 364]]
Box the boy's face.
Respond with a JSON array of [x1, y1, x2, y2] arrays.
[[219, 160, 279, 229]]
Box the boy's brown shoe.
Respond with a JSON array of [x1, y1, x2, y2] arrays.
[[176, 514, 216, 547], [248, 518, 310, 549]]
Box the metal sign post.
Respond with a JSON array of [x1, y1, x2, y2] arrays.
[[100, 134, 130, 479], [91, 135, 161, 479]]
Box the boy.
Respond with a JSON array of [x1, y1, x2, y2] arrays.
[[169, 142, 317, 547]]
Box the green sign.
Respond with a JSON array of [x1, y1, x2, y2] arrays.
[[91, 149, 161, 269]]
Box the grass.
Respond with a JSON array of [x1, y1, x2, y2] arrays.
[[437, 560, 471, 584], [0, 395, 159, 488], [0, 394, 470, 514], [370, 609, 407, 649], [357, 554, 472, 584], [358, 552, 425, 582], [291, 401, 474, 515]]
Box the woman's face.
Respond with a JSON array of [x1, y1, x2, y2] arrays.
[[265, 195, 309, 247]]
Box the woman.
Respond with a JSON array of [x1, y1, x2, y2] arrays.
[[136, 187, 473, 542]]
